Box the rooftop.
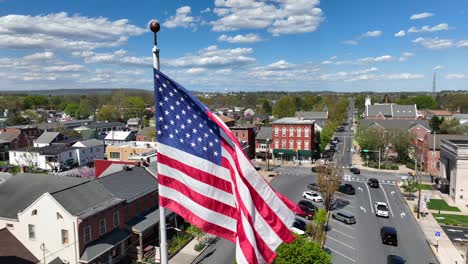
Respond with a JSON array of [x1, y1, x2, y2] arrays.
[[359, 119, 430, 131], [104, 131, 133, 141], [256, 126, 272, 140], [425, 133, 468, 150], [73, 139, 104, 148], [108, 141, 157, 148], [13, 145, 79, 155], [79, 121, 124, 129], [294, 111, 328, 120], [0, 130, 20, 143], [34, 132, 61, 144], [0, 228, 39, 264], [272, 117, 315, 125]]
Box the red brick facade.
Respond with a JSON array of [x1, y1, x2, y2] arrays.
[[230, 126, 256, 159], [272, 123, 315, 151]]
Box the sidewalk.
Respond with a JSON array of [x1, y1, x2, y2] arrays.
[[169, 234, 214, 264], [404, 189, 465, 264]]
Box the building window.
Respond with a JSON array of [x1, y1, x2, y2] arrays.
[[113, 211, 120, 227], [297, 140, 302, 150], [289, 128, 294, 137], [61, 230, 69, 244], [69, 152, 72, 157], [235, 132, 239, 137], [282, 128, 286, 137], [31, 209, 37, 216], [297, 128, 302, 137], [274, 140, 279, 149], [6, 223, 13, 229], [109, 152, 120, 159], [274, 128, 279, 136], [83, 225, 91, 243], [304, 140, 309, 150], [242, 132, 245, 138], [281, 140, 286, 148], [99, 219, 106, 235], [289, 140, 294, 149], [28, 224, 35, 240], [57, 212, 63, 220], [305, 128, 309, 137]]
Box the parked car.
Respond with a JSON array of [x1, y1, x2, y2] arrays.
[[375, 202, 390, 218], [368, 178, 380, 188], [291, 218, 307, 235], [307, 183, 320, 191], [339, 184, 356, 195], [298, 200, 318, 211], [381, 226, 398, 246], [332, 211, 356, 224], [349, 167, 360, 174], [333, 136, 340, 142], [297, 204, 315, 220], [302, 191, 323, 203], [387, 255, 405, 264]]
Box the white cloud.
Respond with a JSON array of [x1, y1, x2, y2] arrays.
[[165, 45, 256, 68], [73, 49, 151, 66], [410, 12, 434, 20], [412, 37, 454, 49], [211, 0, 325, 36], [343, 40, 358, 45], [433, 65, 444, 71], [398, 52, 414, 62], [201, 8, 211, 13], [457, 40, 468, 47], [23, 52, 55, 60], [358, 55, 393, 63], [361, 30, 383, 38], [408, 23, 449, 33], [186, 68, 207, 74], [394, 30, 406, 37], [445, 73, 467, 79], [0, 13, 144, 51], [218, 33, 263, 43], [43, 64, 84, 72], [345, 73, 423, 82], [163, 6, 200, 29]]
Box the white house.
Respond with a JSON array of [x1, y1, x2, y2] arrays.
[[72, 139, 104, 166], [33, 132, 67, 147], [9, 145, 79, 172], [104, 131, 134, 145]]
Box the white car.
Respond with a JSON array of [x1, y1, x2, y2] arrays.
[[375, 202, 389, 218], [302, 191, 323, 203]]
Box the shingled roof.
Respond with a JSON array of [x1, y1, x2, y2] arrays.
[[0, 228, 38, 264]]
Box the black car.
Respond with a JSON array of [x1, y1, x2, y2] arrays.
[[368, 178, 380, 188], [293, 218, 307, 231], [381, 226, 398, 246], [307, 183, 320, 191], [387, 255, 405, 264], [298, 200, 318, 211], [339, 184, 355, 195], [333, 137, 340, 142], [349, 167, 360, 174]]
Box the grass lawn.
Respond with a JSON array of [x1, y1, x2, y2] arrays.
[[434, 213, 468, 227], [427, 199, 461, 212], [418, 184, 433, 190]]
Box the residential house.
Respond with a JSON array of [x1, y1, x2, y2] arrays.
[[364, 96, 419, 120], [454, 114, 468, 125], [415, 133, 468, 176], [105, 141, 157, 162], [33, 132, 69, 147], [127, 118, 142, 131], [424, 110, 454, 120], [72, 139, 105, 166], [295, 111, 328, 132], [217, 114, 235, 127], [255, 126, 273, 160], [272, 117, 315, 162], [358, 119, 431, 142], [439, 139, 468, 205], [0, 228, 38, 264], [230, 126, 256, 159], [74, 121, 125, 135], [0, 127, 40, 161], [251, 114, 269, 126], [136, 127, 156, 142], [104, 131, 135, 145]]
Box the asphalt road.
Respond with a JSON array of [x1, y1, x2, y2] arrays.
[[441, 225, 468, 244]]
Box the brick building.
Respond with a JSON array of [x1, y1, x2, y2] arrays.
[[230, 126, 256, 159], [271, 118, 315, 162], [0, 127, 40, 161]]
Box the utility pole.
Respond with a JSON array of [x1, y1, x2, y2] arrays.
[[378, 148, 381, 170], [266, 138, 270, 171]]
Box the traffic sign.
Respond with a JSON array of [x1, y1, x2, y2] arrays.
[[363, 149, 369, 153], [435, 231, 441, 237]]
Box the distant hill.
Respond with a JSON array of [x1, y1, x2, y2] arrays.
[[0, 88, 152, 96]]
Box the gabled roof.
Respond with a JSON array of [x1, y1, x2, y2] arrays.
[[256, 127, 272, 141], [34, 132, 61, 144], [359, 119, 430, 131], [97, 167, 158, 202], [393, 104, 417, 118], [81, 122, 124, 129], [366, 104, 392, 117], [426, 110, 453, 116], [0, 130, 20, 143], [218, 114, 235, 124], [73, 139, 103, 148], [137, 127, 155, 136], [366, 104, 417, 118], [426, 133, 468, 150], [12, 145, 79, 155], [104, 131, 132, 141], [295, 111, 328, 120], [0, 228, 39, 264]]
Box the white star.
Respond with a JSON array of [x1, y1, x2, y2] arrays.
[[210, 129, 214, 134], [213, 151, 218, 156], [164, 125, 169, 130], [157, 130, 162, 135], [193, 114, 198, 119], [203, 146, 207, 151], [173, 88, 178, 93], [170, 120, 175, 125], [181, 124, 186, 129], [209, 142, 213, 147], [156, 74, 160, 79], [158, 87, 163, 92], [169, 134, 174, 139], [162, 83, 167, 88], [186, 105, 191, 110], [191, 142, 196, 147], [164, 110, 169, 116], [170, 105, 175, 111], [182, 110, 186, 115], [187, 119, 192, 124], [175, 101, 180, 106], [180, 97, 185, 101], [175, 115, 180, 120], [204, 133, 209, 138], [192, 128, 197, 134], [169, 92, 174, 97], [198, 123, 203, 128], [158, 117, 163, 122], [214, 138, 218, 143], [175, 129, 179, 134], [180, 138, 184, 143], [198, 137, 202, 142], [164, 96, 169, 102], [158, 101, 163, 106], [186, 133, 191, 138]]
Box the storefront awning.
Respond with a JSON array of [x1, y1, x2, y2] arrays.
[[80, 229, 131, 263], [127, 207, 173, 234], [273, 149, 312, 157]]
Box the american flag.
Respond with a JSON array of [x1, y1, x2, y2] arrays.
[[154, 68, 301, 264]]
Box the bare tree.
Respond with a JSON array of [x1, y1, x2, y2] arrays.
[[316, 163, 343, 211]]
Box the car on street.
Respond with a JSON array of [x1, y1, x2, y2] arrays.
[[349, 167, 360, 174], [298, 199, 318, 211], [375, 202, 390, 218], [291, 217, 307, 235], [338, 183, 356, 195], [334, 136, 340, 142], [387, 255, 405, 264], [368, 178, 380, 188], [381, 226, 398, 246], [307, 183, 320, 191], [297, 204, 315, 220], [302, 191, 323, 203], [332, 211, 356, 224]]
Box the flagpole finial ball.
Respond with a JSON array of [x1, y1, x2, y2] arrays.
[[150, 20, 160, 33]]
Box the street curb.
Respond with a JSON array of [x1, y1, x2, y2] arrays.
[[189, 236, 217, 264]]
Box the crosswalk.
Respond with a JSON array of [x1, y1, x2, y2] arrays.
[[343, 176, 398, 185]]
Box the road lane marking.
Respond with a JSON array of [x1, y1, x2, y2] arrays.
[[325, 247, 356, 262], [360, 206, 366, 213], [364, 182, 374, 214], [326, 236, 355, 249], [330, 218, 355, 230], [380, 184, 394, 217], [330, 228, 355, 239]]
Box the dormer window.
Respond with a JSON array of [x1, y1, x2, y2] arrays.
[[57, 212, 63, 220], [31, 209, 37, 216]]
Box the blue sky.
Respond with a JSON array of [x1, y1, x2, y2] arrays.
[[0, 0, 467, 92]]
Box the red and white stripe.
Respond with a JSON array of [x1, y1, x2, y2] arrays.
[[157, 111, 300, 264]]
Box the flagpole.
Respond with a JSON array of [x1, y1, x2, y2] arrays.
[[150, 20, 168, 264]]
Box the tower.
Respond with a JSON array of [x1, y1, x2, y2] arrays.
[[432, 72, 436, 94], [365, 96, 372, 106]]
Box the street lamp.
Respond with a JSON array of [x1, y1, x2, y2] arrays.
[[166, 226, 181, 248]]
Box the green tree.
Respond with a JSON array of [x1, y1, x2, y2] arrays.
[[272, 96, 296, 118], [395, 95, 437, 109], [387, 129, 414, 163], [440, 118, 460, 134], [64, 103, 80, 118], [430, 116, 442, 133], [319, 120, 339, 151], [273, 235, 332, 264], [259, 99, 272, 115], [356, 127, 386, 161], [97, 105, 120, 122], [78, 98, 93, 119], [123, 96, 146, 120], [5, 110, 30, 126], [186, 225, 204, 242]]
